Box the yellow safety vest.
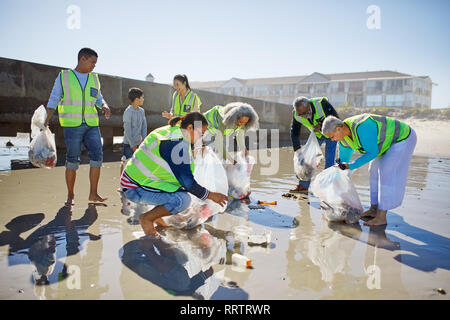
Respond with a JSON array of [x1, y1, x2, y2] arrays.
[[57, 69, 100, 127], [340, 113, 411, 155], [124, 125, 195, 192], [293, 97, 328, 139], [172, 90, 201, 116]]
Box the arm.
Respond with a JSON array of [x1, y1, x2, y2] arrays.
[[347, 119, 379, 170], [236, 129, 246, 153], [338, 143, 353, 163], [159, 140, 210, 200], [97, 91, 111, 119], [290, 112, 303, 151], [45, 74, 63, 127], [141, 108, 147, 145], [122, 109, 136, 147], [322, 99, 339, 118]]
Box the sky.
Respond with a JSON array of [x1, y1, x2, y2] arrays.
[[0, 0, 449, 108]]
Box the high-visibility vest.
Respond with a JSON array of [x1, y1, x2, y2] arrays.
[[172, 90, 202, 116], [293, 97, 328, 139], [57, 69, 100, 127], [203, 105, 243, 136], [124, 125, 195, 192], [340, 113, 411, 156]]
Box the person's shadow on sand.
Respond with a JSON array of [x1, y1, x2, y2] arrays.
[[120, 227, 248, 300], [0, 204, 102, 285], [329, 210, 450, 272]]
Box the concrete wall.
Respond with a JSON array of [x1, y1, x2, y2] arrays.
[[0, 57, 301, 148]]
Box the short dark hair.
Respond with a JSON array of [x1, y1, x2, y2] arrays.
[[173, 74, 191, 90], [78, 48, 98, 61], [128, 87, 144, 102]]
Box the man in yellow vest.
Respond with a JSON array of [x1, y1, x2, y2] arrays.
[[290, 96, 339, 193], [120, 112, 228, 237], [321, 114, 417, 226], [44, 48, 111, 206]]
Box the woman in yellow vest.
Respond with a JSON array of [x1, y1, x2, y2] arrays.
[[321, 114, 417, 226], [119, 112, 228, 237], [162, 74, 201, 119], [203, 102, 259, 163]]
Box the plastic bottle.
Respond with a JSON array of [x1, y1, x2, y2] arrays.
[[231, 253, 252, 268]]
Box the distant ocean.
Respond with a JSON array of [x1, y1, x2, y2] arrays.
[[0, 134, 124, 172]]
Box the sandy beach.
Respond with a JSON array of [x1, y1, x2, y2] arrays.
[[0, 120, 449, 300]]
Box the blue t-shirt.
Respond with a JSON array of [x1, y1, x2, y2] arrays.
[[338, 118, 379, 170], [46, 69, 105, 109]]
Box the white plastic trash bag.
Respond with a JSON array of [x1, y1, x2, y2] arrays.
[[162, 147, 229, 229], [293, 131, 323, 181], [310, 166, 363, 224], [225, 151, 254, 199], [28, 105, 57, 168]]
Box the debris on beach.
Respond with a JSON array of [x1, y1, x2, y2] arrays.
[[435, 288, 446, 295], [257, 200, 277, 205]]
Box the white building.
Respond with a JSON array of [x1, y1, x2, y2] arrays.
[[190, 71, 433, 108]]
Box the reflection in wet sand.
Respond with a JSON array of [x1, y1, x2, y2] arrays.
[[0, 148, 449, 299]]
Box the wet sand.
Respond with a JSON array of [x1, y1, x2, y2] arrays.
[[0, 147, 449, 300]]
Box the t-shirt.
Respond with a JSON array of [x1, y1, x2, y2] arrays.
[[123, 105, 147, 148]]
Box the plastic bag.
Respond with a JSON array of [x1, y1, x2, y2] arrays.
[[162, 147, 229, 229], [28, 105, 57, 168], [225, 151, 254, 199], [294, 131, 323, 181], [310, 166, 363, 224]]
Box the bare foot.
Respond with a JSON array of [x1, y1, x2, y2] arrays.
[[360, 206, 378, 219], [154, 217, 168, 228], [139, 215, 158, 236], [65, 195, 75, 206], [89, 194, 108, 202], [364, 215, 387, 226]]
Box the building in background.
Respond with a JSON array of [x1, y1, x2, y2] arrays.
[[190, 71, 433, 108], [145, 73, 155, 82]]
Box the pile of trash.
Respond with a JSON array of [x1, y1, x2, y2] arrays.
[[29, 105, 57, 168], [225, 151, 254, 199], [310, 166, 363, 224], [293, 131, 323, 181]]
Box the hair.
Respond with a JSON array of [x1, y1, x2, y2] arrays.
[[173, 74, 190, 90], [221, 102, 259, 131], [169, 112, 208, 129], [292, 96, 310, 110], [78, 48, 98, 61], [128, 87, 144, 103], [321, 115, 344, 135]]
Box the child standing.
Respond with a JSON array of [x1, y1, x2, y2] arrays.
[[121, 88, 147, 174]]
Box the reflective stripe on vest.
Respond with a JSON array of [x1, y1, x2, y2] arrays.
[[124, 126, 195, 192], [58, 70, 100, 127], [293, 97, 328, 139], [172, 90, 201, 116], [341, 113, 411, 155], [204, 105, 241, 136]]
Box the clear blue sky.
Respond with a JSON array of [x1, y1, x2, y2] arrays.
[[1, 0, 449, 108]]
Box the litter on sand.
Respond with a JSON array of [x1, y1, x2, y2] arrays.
[[257, 200, 277, 206]]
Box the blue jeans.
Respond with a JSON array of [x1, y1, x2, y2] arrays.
[[122, 143, 133, 159], [298, 137, 337, 188], [123, 188, 191, 215], [63, 123, 103, 170]]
